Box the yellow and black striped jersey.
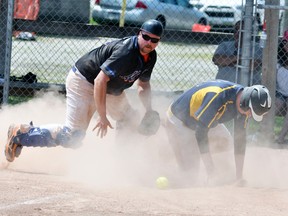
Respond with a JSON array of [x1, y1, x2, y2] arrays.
[[171, 80, 244, 129]]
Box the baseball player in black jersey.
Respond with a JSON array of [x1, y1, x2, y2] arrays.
[[5, 19, 163, 162], [165, 80, 271, 184]]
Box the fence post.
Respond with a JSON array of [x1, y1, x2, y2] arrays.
[[0, 0, 14, 104], [238, 0, 254, 86], [261, 0, 279, 143], [0, 0, 8, 78], [234, 0, 254, 148], [119, 0, 127, 27]]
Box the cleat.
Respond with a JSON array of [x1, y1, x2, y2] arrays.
[[4, 124, 28, 162], [15, 146, 23, 157], [5, 124, 21, 162]]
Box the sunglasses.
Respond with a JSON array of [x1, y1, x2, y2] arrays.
[[141, 33, 160, 43]]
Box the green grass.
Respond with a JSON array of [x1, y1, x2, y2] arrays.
[[8, 96, 33, 105], [246, 116, 284, 137], [89, 17, 98, 25], [274, 116, 284, 135]]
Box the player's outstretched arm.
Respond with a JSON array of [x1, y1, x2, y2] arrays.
[[195, 125, 215, 177], [234, 117, 247, 180], [93, 71, 113, 138], [137, 80, 152, 111]]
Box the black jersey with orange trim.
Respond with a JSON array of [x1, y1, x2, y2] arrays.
[[171, 80, 244, 129], [75, 36, 156, 95]]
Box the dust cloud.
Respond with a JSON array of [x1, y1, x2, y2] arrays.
[[1, 91, 288, 190]]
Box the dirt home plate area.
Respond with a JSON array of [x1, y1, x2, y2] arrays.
[[1, 93, 288, 216]]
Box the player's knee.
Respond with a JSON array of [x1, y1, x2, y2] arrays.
[[55, 127, 85, 149]]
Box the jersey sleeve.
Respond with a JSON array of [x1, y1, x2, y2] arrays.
[[214, 42, 227, 55], [234, 115, 247, 154], [214, 41, 234, 56]]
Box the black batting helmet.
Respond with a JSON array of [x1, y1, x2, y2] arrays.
[[240, 85, 272, 122], [140, 19, 163, 37]]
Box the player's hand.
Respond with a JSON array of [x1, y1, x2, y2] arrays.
[[93, 116, 113, 138]]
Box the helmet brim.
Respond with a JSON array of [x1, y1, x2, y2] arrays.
[[249, 100, 265, 122]]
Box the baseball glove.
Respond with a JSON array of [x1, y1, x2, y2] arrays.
[[137, 110, 161, 136]]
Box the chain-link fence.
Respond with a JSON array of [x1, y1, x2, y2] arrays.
[[0, 0, 287, 141], [0, 0, 263, 95]]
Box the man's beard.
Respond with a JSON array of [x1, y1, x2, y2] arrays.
[[141, 45, 153, 54]]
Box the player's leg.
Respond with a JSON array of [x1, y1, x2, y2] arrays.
[[5, 122, 88, 162], [4, 69, 94, 162], [164, 112, 201, 186], [65, 68, 96, 136], [164, 111, 201, 172], [62, 68, 97, 146]]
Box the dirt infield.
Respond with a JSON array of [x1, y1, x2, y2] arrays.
[[1, 92, 288, 216]]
